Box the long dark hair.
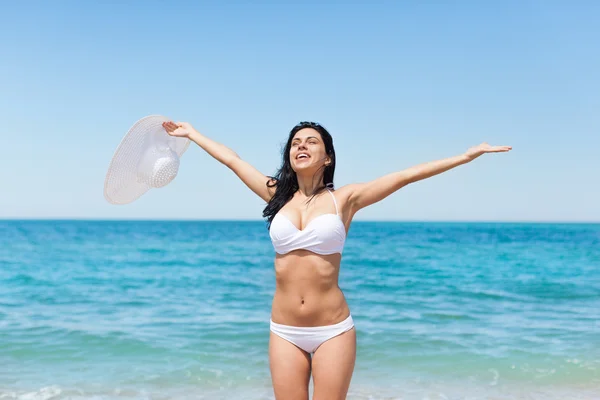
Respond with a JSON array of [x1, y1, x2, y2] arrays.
[[263, 122, 336, 229]]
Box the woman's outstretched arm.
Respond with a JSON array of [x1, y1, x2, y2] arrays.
[[163, 121, 275, 202], [346, 142, 512, 212]]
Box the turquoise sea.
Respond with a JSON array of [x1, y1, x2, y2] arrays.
[[1, 220, 599, 399]]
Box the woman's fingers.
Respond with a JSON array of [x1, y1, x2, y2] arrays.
[[164, 121, 192, 138], [162, 121, 178, 133], [162, 121, 178, 135], [490, 146, 512, 152]]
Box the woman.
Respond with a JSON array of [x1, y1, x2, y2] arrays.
[[162, 120, 511, 400]]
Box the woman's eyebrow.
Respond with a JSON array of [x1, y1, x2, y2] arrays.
[[292, 136, 319, 142]]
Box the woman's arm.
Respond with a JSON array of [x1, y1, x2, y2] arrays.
[[163, 121, 275, 202], [346, 142, 512, 213]]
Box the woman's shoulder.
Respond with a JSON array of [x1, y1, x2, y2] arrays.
[[332, 184, 359, 197], [330, 184, 360, 205]]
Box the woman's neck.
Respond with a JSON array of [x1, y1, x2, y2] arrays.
[[296, 174, 325, 197]]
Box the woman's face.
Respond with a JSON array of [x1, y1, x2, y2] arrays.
[[289, 128, 329, 172]]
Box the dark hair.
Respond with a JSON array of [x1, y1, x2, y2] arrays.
[[263, 122, 336, 229]]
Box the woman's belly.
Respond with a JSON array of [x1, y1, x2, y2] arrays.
[[270, 250, 350, 326]]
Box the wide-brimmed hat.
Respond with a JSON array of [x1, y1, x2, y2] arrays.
[[104, 115, 191, 205]]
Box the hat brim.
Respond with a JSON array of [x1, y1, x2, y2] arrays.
[[104, 115, 191, 205]]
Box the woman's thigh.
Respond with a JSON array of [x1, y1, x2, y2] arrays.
[[269, 331, 312, 400], [310, 327, 356, 400]]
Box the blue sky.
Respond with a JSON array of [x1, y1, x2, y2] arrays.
[[1, 1, 598, 222]]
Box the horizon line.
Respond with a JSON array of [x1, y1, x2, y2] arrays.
[[1, 218, 599, 224]]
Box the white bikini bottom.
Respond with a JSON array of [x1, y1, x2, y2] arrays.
[[269, 314, 354, 354]]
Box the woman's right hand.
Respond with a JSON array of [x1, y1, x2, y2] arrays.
[[162, 121, 197, 138]]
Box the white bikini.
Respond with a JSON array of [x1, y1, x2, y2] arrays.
[[269, 188, 346, 256], [268, 189, 354, 353]]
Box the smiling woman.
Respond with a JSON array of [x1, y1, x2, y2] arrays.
[[263, 122, 337, 228], [161, 119, 512, 400]]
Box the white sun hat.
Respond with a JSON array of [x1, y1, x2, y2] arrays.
[[104, 115, 191, 205]]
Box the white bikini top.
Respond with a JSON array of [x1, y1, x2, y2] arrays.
[[269, 189, 346, 255]]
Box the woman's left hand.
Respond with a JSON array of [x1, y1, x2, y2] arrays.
[[465, 142, 512, 160]]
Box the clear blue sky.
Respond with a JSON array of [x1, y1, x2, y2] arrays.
[[1, 1, 598, 222]]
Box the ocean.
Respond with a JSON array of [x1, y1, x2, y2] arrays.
[[1, 220, 599, 399]]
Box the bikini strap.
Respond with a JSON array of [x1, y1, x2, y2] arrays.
[[326, 188, 340, 216]]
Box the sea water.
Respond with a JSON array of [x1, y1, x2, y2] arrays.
[[1, 220, 599, 399]]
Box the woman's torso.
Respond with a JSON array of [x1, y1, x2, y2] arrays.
[[269, 188, 352, 327]]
